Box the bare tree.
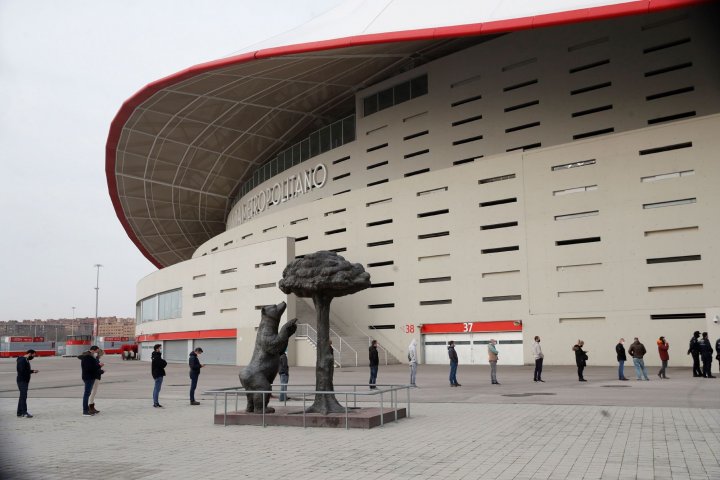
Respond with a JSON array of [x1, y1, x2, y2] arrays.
[[279, 251, 370, 414]]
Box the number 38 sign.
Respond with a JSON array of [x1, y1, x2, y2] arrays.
[[404, 324, 415, 333]]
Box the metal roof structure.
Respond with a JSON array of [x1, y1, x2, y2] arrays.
[[106, 0, 704, 268]]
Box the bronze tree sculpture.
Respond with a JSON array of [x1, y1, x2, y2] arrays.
[[279, 250, 371, 414]]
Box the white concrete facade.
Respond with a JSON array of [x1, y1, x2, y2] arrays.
[[135, 6, 720, 367]]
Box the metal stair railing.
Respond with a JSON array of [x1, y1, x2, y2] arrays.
[[295, 323, 358, 367]]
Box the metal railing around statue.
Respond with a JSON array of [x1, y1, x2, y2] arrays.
[[296, 323, 358, 367], [204, 384, 412, 429]]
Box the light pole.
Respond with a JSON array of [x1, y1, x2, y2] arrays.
[[72, 306, 76, 336], [94, 264, 103, 340]]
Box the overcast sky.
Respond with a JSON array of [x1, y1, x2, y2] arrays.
[[0, 0, 345, 321]]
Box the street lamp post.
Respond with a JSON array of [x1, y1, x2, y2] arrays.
[[94, 264, 103, 340], [72, 306, 76, 336]]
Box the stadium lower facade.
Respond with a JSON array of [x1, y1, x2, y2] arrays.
[[107, 1, 720, 367]]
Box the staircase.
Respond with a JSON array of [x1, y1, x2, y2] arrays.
[[294, 297, 400, 367]]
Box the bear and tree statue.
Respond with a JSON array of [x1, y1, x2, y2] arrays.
[[239, 250, 371, 415]]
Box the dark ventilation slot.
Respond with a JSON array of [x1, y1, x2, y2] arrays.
[[366, 198, 392, 207], [639, 142, 692, 156], [295, 255, 305, 259], [573, 128, 614, 140], [211, 247, 218, 252], [641, 13, 688, 31], [224, 240, 233, 246], [367, 143, 388, 153], [646, 255, 701, 264], [646, 86, 694, 101], [404, 149, 429, 159], [417, 186, 448, 196], [481, 221, 518, 230], [367, 160, 388, 170], [643, 38, 690, 54], [192, 293, 206, 298], [501, 57, 537, 72], [480, 197, 517, 207], [332, 172, 350, 181], [420, 299, 452, 306], [263, 226, 277, 233], [552, 159, 596, 171], [325, 228, 346, 236], [451, 94, 482, 107], [333, 189, 350, 196], [368, 324, 396, 329], [192, 311, 206, 316], [479, 174, 515, 184], [367, 219, 393, 227], [419, 276, 451, 283], [418, 231, 449, 239], [290, 217, 308, 225], [368, 304, 394, 310], [324, 208, 346, 216], [572, 105, 612, 117], [481, 246, 519, 254], [454, 156, 482, 166], [568, 36, 609, 51], [329, 247, 346, 253], [569, 59, 610, 73], [242, 233, 253, 239], [650, 313, 704, 320], [367, 239, 393, 247], [367, 260, 394, 268], [404, 130, 429, 141], [295, 236, 308, 242], [504, 100, 539, 112], [367, 179, 389, 187], [404, 168, 430, 178], [506, 143, 541, 152], [333, 156, 350, 165], [482, 295, 521, 302], [645, 62, 692, 77], [571, 82, 611, 95], [453, 135, 483, 146], [370, 282, 395, 288], [450, 74, 482, 88], [452, 115, 483, 127], [503, 79, 538, 92], [417, 209, 449, 218], [556, 237, 601, 246], [506, 122, 540, 133], [647, 111, 696, 125]]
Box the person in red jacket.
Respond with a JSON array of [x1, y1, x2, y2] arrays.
[[657, 336, 670, 379]]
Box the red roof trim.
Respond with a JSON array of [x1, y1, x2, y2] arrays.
[[136, 328, 237, 342], [106, 0, 708, 268], [420, 321, 522, 334]]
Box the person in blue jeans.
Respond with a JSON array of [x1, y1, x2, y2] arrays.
[[448, 340, 461, 387], [369, 340, 379, 389], [189, 347, 204, 405], [628, 337, 649, 381], [151, 344, 167, 407], [615, 338, 629, 380], [79, 346, 102, 416]]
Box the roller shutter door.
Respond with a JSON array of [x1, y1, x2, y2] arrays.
[[423, 332, 523, 365], [164, 340, 189, 363], [193, 338, 236, 365]]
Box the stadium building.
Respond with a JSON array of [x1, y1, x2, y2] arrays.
[[106, 0, 720, 367]]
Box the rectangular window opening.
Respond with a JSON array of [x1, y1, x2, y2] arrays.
[[504, 100, 539, 113], [481, 246, 519, 254], [192, 293, 206, 298], [325, 228, 346, 236], [506, 143, 541, 152], [571, 105, 612, 118], [333, 189, 351, 196], [501, 57, 537, 72], [367, 239, 393, 247], [192, 274, 206, 280], [644, 226, 698, 237], [450, 94, 482, 107], [420, 299, 452, 306], [570, 82, 611, 95], [643, 198, 696, 209], [404, 168, 430, 177], [295, 235, 308, 242], [419, 276, 451, 283], [332, 156, 350, 165], [418, 231, 449, 240], [404, 149, 429, 159], [481, 221, 518, 230], [480, 197, 517, 207], [552, 159, 596, 171], [367, 179, 388, 187], [641, 170, 694, 183], [254, 261, 276, 268], [367, 143, 388, 153], [645, 62, 692, 77], [643, 38, 690, 54], [554, 210, 599, 221], [367, 160, 388, 170], [263, 226, 277, 233], [366, 198, 392, 207], [646, 86, 694, 101], [453, 156, 483, 166], [417, 186, 447, 196], [569, 59, 610, 74], [242, 233, 253, 240], [479, 173, 515, 184], [370, 282, 395, 288], [404, 130, 429, 141], [367, 219, 393, 227], [417, 209, 449, 218], [368, 324, 396, 329], [647, 111, 695, 125], [220, 268, 237, 274], [648, 284, 703, 292], [639, 142, 692, 156], [503, 79, 537, 92], [452, 115, 482, 127], [650, 312, 704, 320], [556, 237, 601, 246], [367, 260, 394, 268], [553, 185, 597, 196], [368, 304, 394, 309], [324, 208, 346, 216], [192, 311, 205, 316], [332, 172, 351, 181], [220, 288, 237, 293], [506, 122, 540, 133], [573, 128, 614, 140], [418, 253, 450, 261], [453, 135, 483, 146], [646, 255, 701, 264], [483, 295, 521, 302], [290, 217, 308, 225], [567, 36, 609, 52], [224, 240, 233, 246], [255, 283, 276, 289]]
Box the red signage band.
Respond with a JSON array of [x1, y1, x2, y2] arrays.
[[7, 337, 45, 343], [66, 339, 91, 345], [136, 328, 237, 342], [100, 337, 130, 341], [420, 321, 522, 334]]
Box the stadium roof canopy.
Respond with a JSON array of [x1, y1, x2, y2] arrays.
[[106, 0, 703, 268]]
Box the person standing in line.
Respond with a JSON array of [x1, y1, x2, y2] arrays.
[[79, 346, 101, 416], [408, 339, 418, 387], [573, 340, 588, 382], [368, 340, 379, 389], [151, 344, 167, 408], [88, 348, 105, 414], [628, 337, 649, 381], [698, 332, 715, 378], [688, 331, 702, 377], [715, 336, 720, 374], [448, 340, 461, 387], [278, 350, 289, 401], [488, 339, 500, 385], [657, 336, 670, 379], [615, 338, 628, 381], [16, 349, 38, 418], [189, 347, 204, 405], [532, 336, 544, 382]]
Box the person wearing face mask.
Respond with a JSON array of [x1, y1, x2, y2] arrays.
[[87, 348, 105, 414], [615, 338, 628, 381], [79, 346, 102, 416], [17, 349, 38, 418]]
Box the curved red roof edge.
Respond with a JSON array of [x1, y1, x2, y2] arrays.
[[106, 0, 708, 269]]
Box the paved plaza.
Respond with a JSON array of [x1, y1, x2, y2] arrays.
[[0, 356, 718, 479]]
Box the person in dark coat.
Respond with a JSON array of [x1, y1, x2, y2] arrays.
[[151, 344, 167, 407], [628, 337, 649, 381], [716, 337, 720, 374], [698, 332, 715, 378], [688, 331, 702, 377], [368, 340, 379, 389], [657, 337, 670, 379], [448, 340, 461, 387], [79, 346, 101, 416], [189, 347, 204, 405], [615, 338, 628, 380], [573, 340, 588, 382], [16, 349, 38, 418], [278, 350, 289, 401]]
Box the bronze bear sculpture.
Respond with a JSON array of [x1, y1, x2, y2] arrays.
[[239, 301, 297, 413]]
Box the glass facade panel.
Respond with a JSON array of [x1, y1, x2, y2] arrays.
[[331, 121, 343, 148], [411, 75, 429, 98], [364, 96, 378, 116], [158, 289, 182, 320], [343, 116, 355, 144], [394, 82, 411, 103], [309, 131, 320, 157], [141, 296, 157, 323], [319, 125, 331, 153], [378, 88, 394, 111]]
